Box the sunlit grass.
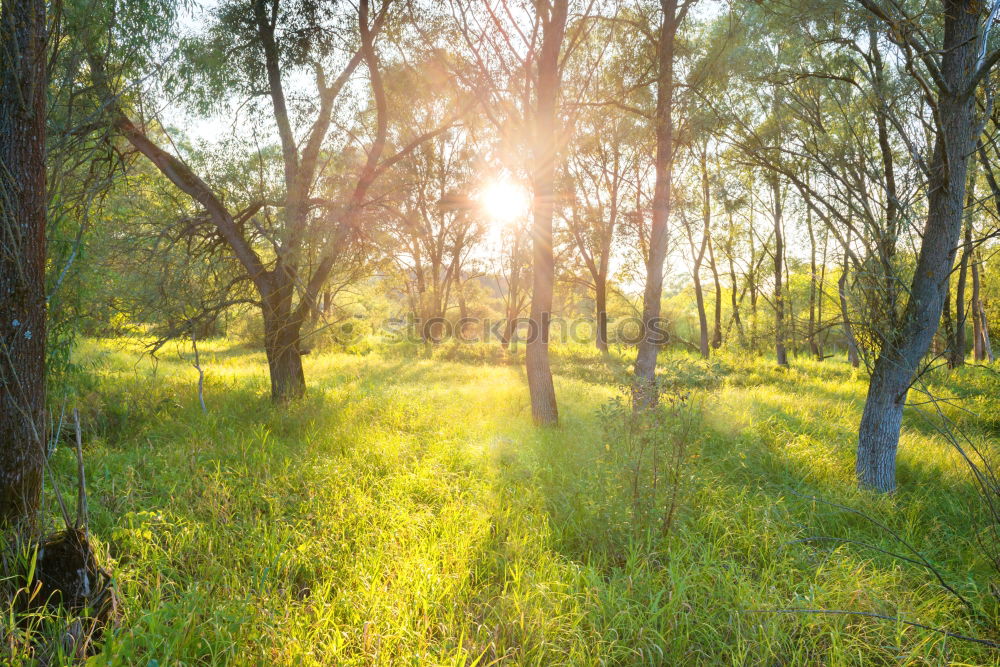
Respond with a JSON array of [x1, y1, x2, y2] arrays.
[[21, 339, 1000, 664]]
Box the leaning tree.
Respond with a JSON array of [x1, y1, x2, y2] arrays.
[[89, 0, 453, 401]]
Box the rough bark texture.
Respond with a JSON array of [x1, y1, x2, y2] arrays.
[[525, 0, 567, 425], [0, 0, 47, 526], [634, 0, 681, 409], [262, 274, 305, 401], [856, 0, 979, 492]]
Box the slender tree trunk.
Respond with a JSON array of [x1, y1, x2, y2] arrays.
[[728, 245, 745, 345], [839, 247, 860, 368], [691, 149, 711, 359], [708, 235, 723, 349], [951, 183, 975, 367], [856, 0, 979, 492], [770, 173, 788, 366], [971, 249, 986, 361], [693, 258, 709, 359], [595, 274, 609, 353], [973, 254, 993, 362], [525, 0, 567, 425], [807, 204, 820, 359], [748, 215, 759, 350], [634, 0, 680, 409], [817, 226, 828, 359], [942, 280, 954, 363], [0, 0, 46, 527]]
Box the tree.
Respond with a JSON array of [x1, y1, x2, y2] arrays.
[[0, 0, 47, 525], [90, 0, 450, 401], [852, 0, 997, 491], [384, 128, 483, 338], [634, 0, 696, 409], [563, 112, 637, 353]]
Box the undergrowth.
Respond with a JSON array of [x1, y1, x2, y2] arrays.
[[3, 338, 999, 664]]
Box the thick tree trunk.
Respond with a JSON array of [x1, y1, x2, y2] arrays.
[[634, 0, 680, 410], [525, 0, 566, 426], [0, 0, 47, 527], [595, 276, 609, 353], [856, 0, 979, 492], [262, 277, 305, 402], [856, 366, 904, 491]]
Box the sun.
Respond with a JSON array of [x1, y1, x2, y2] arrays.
[[477, 179, 531, 226]]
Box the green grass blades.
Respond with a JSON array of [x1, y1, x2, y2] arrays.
[[16, 339, 1000, 665]]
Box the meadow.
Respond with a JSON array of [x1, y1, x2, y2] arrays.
[[15, 338, 1000, 665]]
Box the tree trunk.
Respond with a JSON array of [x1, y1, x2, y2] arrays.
[[525, 0, 566, 426], [595, 275, 609, 353], [262, 277, 305, 402], [972, 250, 986, 361], [839, 249, 860, 368], [0, 0, 47, 527], [942, 280, 954, 363], [693, 260, 709, 359], [708, 235, 723, 350], [950, 185, 974, 367], [807, 204, 820, 359], [728, 244, 745, 346], [770, 172, 788, 366], [633, 1, 680, 409], [856, 0, 979, 492]]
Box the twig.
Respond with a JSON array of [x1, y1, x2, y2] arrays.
[[788, 490, 975, 615], [73, 408, 88, 537], [191, 328, 207, 414], [740, 609, 1000, 649]]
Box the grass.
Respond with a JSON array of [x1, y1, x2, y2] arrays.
[[10, 338, 1000, 664]]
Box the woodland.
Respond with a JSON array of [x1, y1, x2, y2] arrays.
[[3, 0, 1000, 663]]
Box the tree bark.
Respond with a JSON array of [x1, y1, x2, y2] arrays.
[[972, 250, 992, 362], [807, 203, 820, 359], [856, 0, 980, 492], [634, 0, 683, 409], [525, 0, 567, 425], [727, 235, 745, 346], [595, 275, 609, 353], [262, 272, 305, 401], [770, 172, 788, 366], [838, 244, 860, 368], [950, 179, 975, 367], [0, 0, 47, 527], [708, 234, 723, 350], [942, 279, 954, 362]]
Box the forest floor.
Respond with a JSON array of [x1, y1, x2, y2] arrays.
[[17, 338, 1000, 664]]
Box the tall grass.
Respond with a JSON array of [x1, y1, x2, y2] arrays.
[[6, 338, 999, 664]]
